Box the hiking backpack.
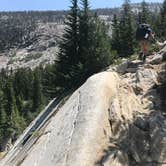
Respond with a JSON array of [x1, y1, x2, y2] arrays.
[[136, 24, 152, 41]]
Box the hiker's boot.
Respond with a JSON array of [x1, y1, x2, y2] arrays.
[[143, 54, 146, 63], [138, 52, 143, 60]]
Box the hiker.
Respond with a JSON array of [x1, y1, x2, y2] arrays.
[[136, 23, 155, 62]]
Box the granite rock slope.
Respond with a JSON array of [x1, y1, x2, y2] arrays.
[[1, 46, 166, 166]]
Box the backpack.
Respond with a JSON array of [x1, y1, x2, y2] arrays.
[[136, 24, 152, 41]]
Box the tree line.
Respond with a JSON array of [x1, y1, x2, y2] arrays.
[[0, 67, 47, 151], [111, 0, 166, 57], [0, 11, 66, 23]]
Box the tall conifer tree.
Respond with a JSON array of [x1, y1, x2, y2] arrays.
[[139, 0, 150, 24], [88, 16, 114, 71], [55, 0, 114, 91], [32, 71, 43, 113], [118, 0, 134, 57], [4, 81, 24, 139], [55, 0, 79, 89], [78, 0, 90, 63], [160, 0, 166, 40], [111, 14, 120, 52], [0, 90, 7, 151]]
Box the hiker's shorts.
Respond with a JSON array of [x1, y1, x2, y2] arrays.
[[139, 40, 149, 55]]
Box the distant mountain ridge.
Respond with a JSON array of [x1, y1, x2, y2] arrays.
[[92, 2, 162, 21], [0, 2, 162, 22]]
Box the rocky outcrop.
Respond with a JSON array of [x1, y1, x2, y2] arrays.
[[0, 23, 65, 71], [1, 47, 166, 166], [96, 48, 166, 166]]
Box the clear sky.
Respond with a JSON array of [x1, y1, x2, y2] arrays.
[[0, 0, 164, 11]]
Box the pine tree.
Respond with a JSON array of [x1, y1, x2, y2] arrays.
[[78, 0, 90, 63], [16, 95, 24, 115], [55, 0, 114, 91], [0, 69, 8, 88], [32, 71, 43, 113], [78, 0, 114, 78], [139, 0, 150, 24], [111, 14, 120, 52], [13, 69, 33, 101], [4, 81, 17, 116], [55, 0, 79, 90], [160, 0, 166, 40], [0, 90, 7, 151], [4, 80, 25, 140], [118, 0, 134, 57], [87, 16, 114, 72]]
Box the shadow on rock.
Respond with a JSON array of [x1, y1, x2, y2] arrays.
[[95, 110, 166, 166]]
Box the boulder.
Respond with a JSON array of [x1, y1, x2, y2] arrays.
[[135, 68, 158, 92], [148, 54, 163, 65], [115, 60, 129, 74]]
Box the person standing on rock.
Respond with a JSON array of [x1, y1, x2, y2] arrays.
[[136, 23, 155, 62]]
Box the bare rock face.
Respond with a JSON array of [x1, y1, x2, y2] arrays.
[[1, 47, 166, 166], [97, 49, 166, 166], [21, 72, 119, 166], [0, 23, 65, 71]]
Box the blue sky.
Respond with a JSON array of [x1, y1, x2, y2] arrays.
[[0, 0, 164, 11]]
